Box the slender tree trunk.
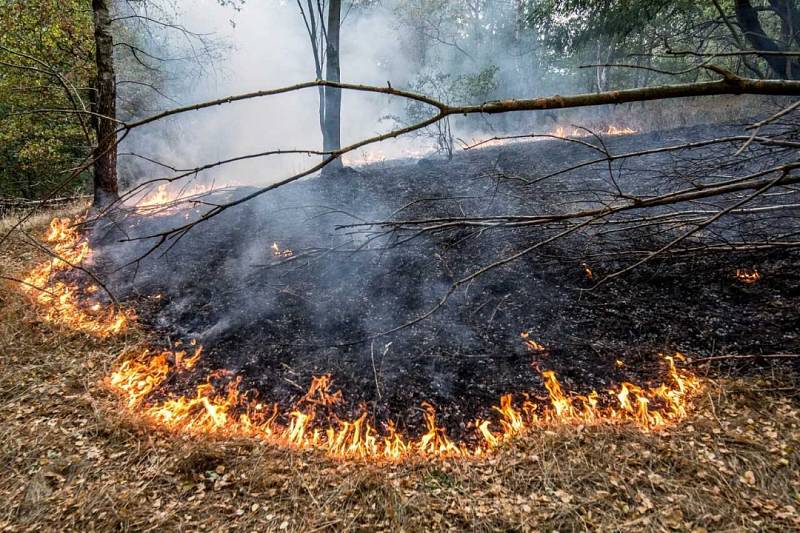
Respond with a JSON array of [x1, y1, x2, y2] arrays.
[[322, 0, 343, 171], [91, 0, 119, 207]]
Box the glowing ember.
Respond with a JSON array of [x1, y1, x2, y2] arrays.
[[735, 268, 761, 284], [521, 332, 548, 354], [21, 214, 703, 462], [21, 218, 131, 336], [582, 263, 594, 280], [271, 242, 294, 258]]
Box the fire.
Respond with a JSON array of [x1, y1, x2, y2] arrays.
[[603, 125, 637, 135], [552, 125, 579, 139], [137, 184, 170, 207], [107, 345, 701, 460], [551, 124, 637, 139], [271, 242, 294, 258], [20, 218, 130, 336], [342, 145, 433, 166], [735, 268, 761, 284], [134, 183, 215, 210], [21, 214, 702, 462]]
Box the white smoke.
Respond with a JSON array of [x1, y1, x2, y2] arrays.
[[121, 0, 436, 187]]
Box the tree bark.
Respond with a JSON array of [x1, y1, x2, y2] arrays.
[[91, 0, 119, 207], [322, 0, 343, 171], [734, 0, 800, 79]]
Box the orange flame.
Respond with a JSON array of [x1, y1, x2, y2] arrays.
[[106, 345, 701, 460], [135, 183, 214, 210]]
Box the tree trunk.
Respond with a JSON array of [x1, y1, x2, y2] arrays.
[[91, 0, 119, 207], [734, 0, 800, 79], [322, 0, 343, 171], [768, 0, 800, 48]]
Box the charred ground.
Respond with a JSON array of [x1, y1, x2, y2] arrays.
[[90, 124, 800, 439]]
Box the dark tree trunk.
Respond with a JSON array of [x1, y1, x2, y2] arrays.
[[734, 0, 800, 79], [768, 0, 800, 48], [91, 0, 119, 207], [322, 0, 343, 171]]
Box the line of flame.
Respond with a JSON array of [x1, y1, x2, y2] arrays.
[[107, 348, 700, 460], [134, 183, 216, 211]]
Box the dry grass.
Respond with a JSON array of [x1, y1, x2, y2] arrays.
[[1, 211, 799, 532]]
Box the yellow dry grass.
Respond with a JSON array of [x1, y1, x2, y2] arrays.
[[1, 209, 799, 532]]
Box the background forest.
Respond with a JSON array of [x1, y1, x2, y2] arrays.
[[2, 0, 799, 201]]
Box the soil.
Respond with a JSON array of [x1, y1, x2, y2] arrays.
[[89, 124, 800, 439]]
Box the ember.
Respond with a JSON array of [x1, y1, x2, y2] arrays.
[[582, 263, 594, 280], [271, 242, 294, 258], [521, 332, 548, 354], [736, 268, 761, 284]]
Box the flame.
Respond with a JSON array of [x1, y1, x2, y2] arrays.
[[552, 126, 578, 139], [552, 124, 636, 139], [342, 145, 434, 166], [137, 184, 170, 207], [20, 218, 131, 336], [735, 268, 761, 284], [22, 215, 702, 462], [134, 183, 214, 210], [603, 125, 637, 135]]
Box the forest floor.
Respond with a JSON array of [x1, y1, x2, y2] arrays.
[[2, 207, 800, 531]]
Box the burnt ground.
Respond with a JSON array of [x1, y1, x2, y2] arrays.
[[90, 123, 800, 438]]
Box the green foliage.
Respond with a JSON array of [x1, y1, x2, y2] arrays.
[[521, 0, 800, 88], [0, 0, 95, 199], [402, 66, 500, 158]]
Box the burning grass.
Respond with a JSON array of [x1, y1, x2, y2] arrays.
[[1, 209, 799, 530], [20, 213, 702, 460], [109, 348, 699, 460]]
